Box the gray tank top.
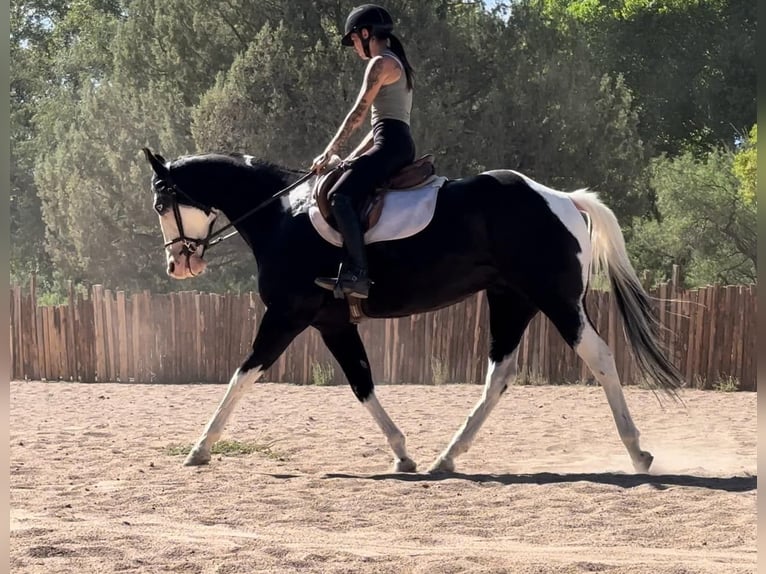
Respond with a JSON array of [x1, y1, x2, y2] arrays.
[[370, 49, 412, 126]]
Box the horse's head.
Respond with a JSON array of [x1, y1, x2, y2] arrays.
[[142, 148, 219, 280]]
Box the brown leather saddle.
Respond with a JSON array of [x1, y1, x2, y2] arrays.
[[313, 154, 436, 232]]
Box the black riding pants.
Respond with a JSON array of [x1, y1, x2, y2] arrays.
[[330, 119, 416, 213]]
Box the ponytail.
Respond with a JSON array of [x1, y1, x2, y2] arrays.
[[386, 33, 415, 91]]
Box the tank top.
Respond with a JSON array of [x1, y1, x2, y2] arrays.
[[370, 49, 412, 126]]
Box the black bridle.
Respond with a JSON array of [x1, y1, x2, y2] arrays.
[[157, 189, 216, 258], [156, 170, 314, 269]]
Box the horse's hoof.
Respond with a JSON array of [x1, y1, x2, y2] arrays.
[[632, 450, 653, 473], [183, 447, 211, 466], [427, 456, 455, 474], [394, 457, 417, 473]]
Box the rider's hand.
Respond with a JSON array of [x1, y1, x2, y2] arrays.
[[311, 151, 333, 174]]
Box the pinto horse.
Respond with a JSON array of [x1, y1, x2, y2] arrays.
[[142, 148, 681, 473]]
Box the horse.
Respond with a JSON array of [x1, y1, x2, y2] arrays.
[[141, 147, 682, 474]]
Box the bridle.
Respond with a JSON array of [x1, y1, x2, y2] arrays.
[[155, 169, 314, 274], [155, 184, 216, 259]]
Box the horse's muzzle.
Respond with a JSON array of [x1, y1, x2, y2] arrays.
[[166, 253, 207, 279]]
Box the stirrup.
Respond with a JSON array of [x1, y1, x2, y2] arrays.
[[314, 276, 370, 299], [315, 264, 371, 299]]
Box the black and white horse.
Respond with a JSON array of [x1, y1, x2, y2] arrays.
[[142, 148, 682, 473]]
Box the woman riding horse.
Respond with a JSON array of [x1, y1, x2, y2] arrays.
[[312, 4, 416, 299]]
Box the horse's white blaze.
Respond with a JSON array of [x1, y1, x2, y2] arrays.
[[158, 205, 216, 255], [431, 349, 519, 471], [362, 393, 411, 464], [184, 367, 263, 466]]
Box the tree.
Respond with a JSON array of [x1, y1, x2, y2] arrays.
[[540, 0, 756, 156], [732, 124, 756, 207], [628, 147, 756, 286], [195, 2, 650, 218], [10, 0, 69, 284], [488, 3, 649, 218], [12, 0, 124, 287], [192, 21, 354, 166]]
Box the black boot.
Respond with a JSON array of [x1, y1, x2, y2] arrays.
[[315, 195, 371, 299]]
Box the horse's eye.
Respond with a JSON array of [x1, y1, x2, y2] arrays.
[[155, 203, 164, 213]]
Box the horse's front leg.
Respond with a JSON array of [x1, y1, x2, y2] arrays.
[[317, 322, 417, 472], [184, 309, 308, 466]]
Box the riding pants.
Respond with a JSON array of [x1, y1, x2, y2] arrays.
[[330, 118, 416, 213]]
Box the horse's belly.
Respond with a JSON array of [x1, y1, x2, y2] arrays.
[[362, 256, 497, 318]]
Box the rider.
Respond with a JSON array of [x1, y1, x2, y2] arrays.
[[312, 4, 416, 299]]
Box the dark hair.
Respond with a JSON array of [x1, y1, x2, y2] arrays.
[[382, 33, 414, 91]]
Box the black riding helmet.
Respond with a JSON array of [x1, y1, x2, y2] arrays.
[[341, 4, 394, 47]]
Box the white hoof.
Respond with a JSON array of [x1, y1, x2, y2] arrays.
[[427, 456, 455, 474], [394, 457, 417, 473], [183, 446, 211, 466], [632, 450, 653, 473]]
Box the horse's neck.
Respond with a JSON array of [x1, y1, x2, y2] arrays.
[[221, 169, 289, 212], [207, 163, 296, 248], [178, 160, 289, 215]]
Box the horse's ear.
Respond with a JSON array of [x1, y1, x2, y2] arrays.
[[142, 147, 169, 178]]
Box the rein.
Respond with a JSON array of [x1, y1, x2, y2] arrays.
[[162, 170, 314, 257], [205, 170, 313, 251]]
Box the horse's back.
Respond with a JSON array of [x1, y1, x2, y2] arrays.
[[432, 170, 592, 294], [434, 170, 587, 246]]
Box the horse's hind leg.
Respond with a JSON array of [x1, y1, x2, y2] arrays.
[[318, 322, 416, 472], [429, 291, 537, 474], [577, 317, 652, 472], [544, 298, 652, 472]]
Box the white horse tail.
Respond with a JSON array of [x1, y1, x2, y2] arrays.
[[570, 190, 683, 398]]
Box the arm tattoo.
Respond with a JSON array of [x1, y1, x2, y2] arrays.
[[347, 129, 374, 160], [328, 58, 386, 152]]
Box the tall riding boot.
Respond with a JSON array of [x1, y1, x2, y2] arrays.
[[315, 195, 371, 299]]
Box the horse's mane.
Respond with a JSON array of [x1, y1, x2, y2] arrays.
[[170, 152, 306, 177]]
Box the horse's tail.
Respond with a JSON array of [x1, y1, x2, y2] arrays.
[[570, 190, 683, 399]]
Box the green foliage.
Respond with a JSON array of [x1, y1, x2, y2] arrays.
[[10, 0, 67, 284], [712, 376, 740, 393], [193, 21, 353, 166], [430, 356, 449, 385], [541, 0, 755, 156], [628, 147, 756, 286], [490, 8, 649, 217], [311, 362, 336, 386], [31, 1, 261, 292], [733, 124, 756, 206], [163, 439, 285, 459]]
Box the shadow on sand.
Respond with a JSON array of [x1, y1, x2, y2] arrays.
[[321, 471, 756, 492]]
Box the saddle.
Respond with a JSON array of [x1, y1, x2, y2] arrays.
[[312, 154, 436, 231]]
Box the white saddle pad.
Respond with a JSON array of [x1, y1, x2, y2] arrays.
[[308, 175, 448, 247]]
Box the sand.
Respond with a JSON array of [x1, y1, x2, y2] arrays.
[[10, 381, 756, 573]]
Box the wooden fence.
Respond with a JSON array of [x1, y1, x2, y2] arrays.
[[9, 274, 757, 390]]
